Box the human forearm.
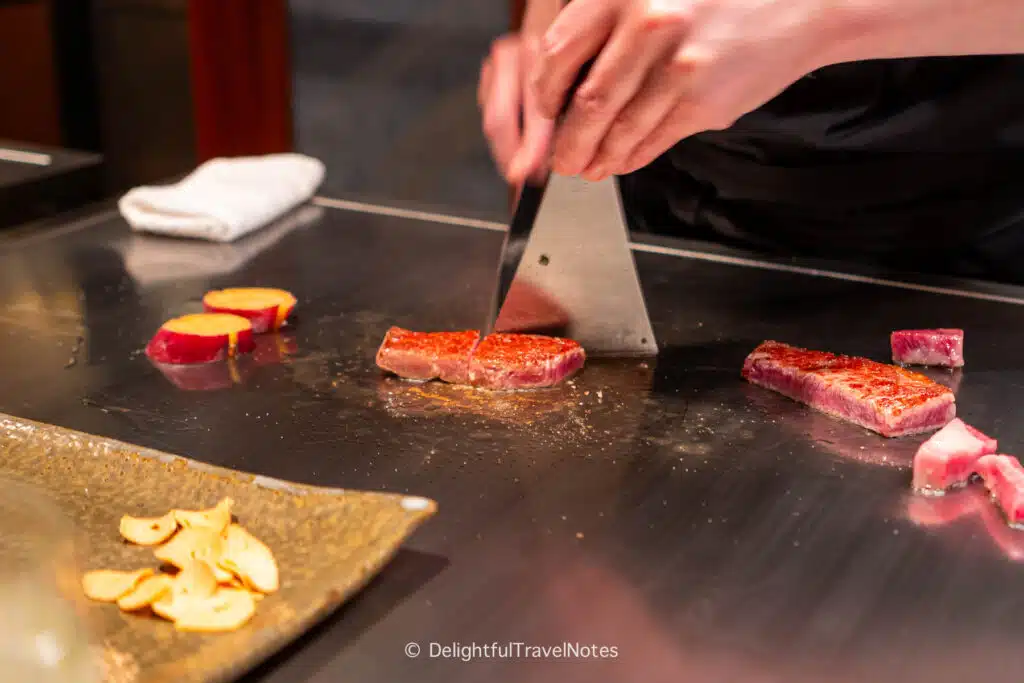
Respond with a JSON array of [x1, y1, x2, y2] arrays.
[[829, 0, 1024, 65]]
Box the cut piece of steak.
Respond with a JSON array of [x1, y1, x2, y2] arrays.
[[742, 340, 955, 437], [911, 418, 997, 494], [375, 327, 480, 383], [974, 454, 1024, 526], [467, 333, 585, 390], [891, 329, 964, 368]]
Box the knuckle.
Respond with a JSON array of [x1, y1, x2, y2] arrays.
[[639, 0, 691, 31], [668, 48, 712, 77], [573, 82, 613, 117], [490, 35, 518, 61], [665, 56, 698, 79], [606, 118, 641, 150]]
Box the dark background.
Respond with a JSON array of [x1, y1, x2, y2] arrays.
[[0, 0, 509, 220]]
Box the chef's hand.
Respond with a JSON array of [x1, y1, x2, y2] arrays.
[[533, 0, 853, 180], [478, 33, 557, 185]]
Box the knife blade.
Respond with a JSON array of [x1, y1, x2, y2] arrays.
[[482, 59, 594, 337]]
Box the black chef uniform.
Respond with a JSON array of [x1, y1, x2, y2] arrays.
[[620, 56, 1024, 285]]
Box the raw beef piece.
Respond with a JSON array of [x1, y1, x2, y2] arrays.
[[891, 329, 964, 368], [974, 454, 1024, 526], [911, 418, 997, 493], [375, 327, 480, 384], [467, 333, 585, 390], [742, 341, 955, 437]]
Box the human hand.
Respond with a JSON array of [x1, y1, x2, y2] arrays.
[[478, 33, 557, 185], [532, 0, 855, 180]]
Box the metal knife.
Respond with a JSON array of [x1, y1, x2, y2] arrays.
[[482, 60, 593, 338]]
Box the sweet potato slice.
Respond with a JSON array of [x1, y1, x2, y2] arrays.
[[146, 313, 255, 365], [202, 287, 297, 334]]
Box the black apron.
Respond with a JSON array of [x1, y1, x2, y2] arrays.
[[620, 56, 1024, 284]]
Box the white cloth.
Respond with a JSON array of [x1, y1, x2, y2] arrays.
[[118, 153, 325, 242]]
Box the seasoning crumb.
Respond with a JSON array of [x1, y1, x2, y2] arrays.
[[575, 532, 584, 539]]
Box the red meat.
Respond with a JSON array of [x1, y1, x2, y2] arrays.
[[375, 328, 585, 390], [742, 341, 955, 437], [375, 327, 480, 384], [891, 329, 964, 368], [974, 454, 1024, 526], [912, 418, 997, 493], [466, 333, 586, 390]]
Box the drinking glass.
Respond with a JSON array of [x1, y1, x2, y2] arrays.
[[0, 478, 100, 682]]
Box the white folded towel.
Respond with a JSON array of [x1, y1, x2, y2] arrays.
[[118, 153, 325, 242]]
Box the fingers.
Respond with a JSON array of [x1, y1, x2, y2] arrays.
[[618, 99, 711, 174], [532, 0, 618, 118], [480, 37, 524, 178], [509, 38, 556, 184], [584, 50, 702, 177], [552, 7, 688, 176]]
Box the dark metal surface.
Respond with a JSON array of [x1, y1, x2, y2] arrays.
[[3, 200, 1024, 682], [0, 140, 103, 229], [486, 172, 540, 336]]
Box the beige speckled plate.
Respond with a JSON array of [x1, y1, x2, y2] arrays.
[[0, 414, 437, 683]]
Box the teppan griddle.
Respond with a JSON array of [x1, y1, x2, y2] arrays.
[[3, 195, 1024, 683]]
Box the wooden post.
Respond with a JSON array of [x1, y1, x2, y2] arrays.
[[186, 0, 293, 161], [0, 0, 62, 146]]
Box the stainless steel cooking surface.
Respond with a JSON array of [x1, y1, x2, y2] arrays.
[[2, 198, 1024, 683]]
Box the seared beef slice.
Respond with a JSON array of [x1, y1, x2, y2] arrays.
[[375, 327, 480, 383], [468, 334, 585, 390], [742, 341, 955, 437]]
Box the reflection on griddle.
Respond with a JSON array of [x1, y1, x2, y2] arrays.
[[493, 279, 570, 336], [377, 360, 654, 427], [916, 367, 963, 393], [905, 487, 1024, 562], [252, 334, 298, 367], [378, 379, 575, 423], [151, 358, 247, 391], [742, 385, 922, 468], [149, 334, 298, 392]]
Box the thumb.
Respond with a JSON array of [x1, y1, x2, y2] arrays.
[[509, 109, 555, 184]]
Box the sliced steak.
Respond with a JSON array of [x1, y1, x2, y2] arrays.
[[912, 418, 997, 494], [742, 340, 955, 437], [891, 329, 964, 368], [974, 454, 1024, 526], [467, 333, 585, 390], [375, 327, 480, 383]]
